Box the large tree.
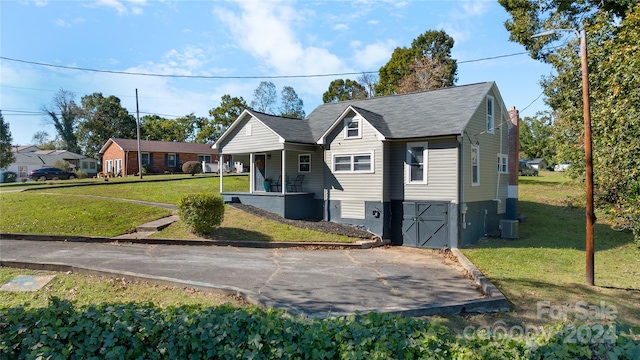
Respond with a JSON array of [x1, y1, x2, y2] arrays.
[[77, 93, 136, 159], [196, 95, 247, 143], [30, 131, 61, 150], [519, 111, 556, 162], [501, 1, 640, 240], [279, 86, 305, 119], [250, 81, 278, 114], [376, 30, 457, 96], [41, 88, 81, 153], [322, 79, 367, 103], [0, 111, 15, 169], [141, 114, 198, 142]]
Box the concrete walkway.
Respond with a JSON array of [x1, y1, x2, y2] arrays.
[[0, 239, 508, 318]]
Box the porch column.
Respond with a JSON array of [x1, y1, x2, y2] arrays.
[[249, 153, 254, 194], [219, 154, 224, 194], [281, 149, 286, 194]]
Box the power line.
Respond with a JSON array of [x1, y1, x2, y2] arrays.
[[0, 48, 542, 80]]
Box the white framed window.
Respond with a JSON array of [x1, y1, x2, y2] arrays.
[[471, 145, 480, 186], [198, 154, 212, 163], [141, 152, 151, 166], [298, 154, 311, 173], [406, 142, 428, 184], [105, 160, 113, 173], [90, 162, 96, 169], [114, 159, 122, 175], [332, 152, 373, 173], [167, 153, 177, 167], [344, 116, 362, 139], [497, 154, 508, 174], [246, 124, 252, 136], [487, 95, 495, 134]]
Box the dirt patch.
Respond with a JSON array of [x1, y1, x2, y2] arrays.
[[230, 204, 375, 240]]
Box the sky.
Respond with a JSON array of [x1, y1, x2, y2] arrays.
[[1, 0, 554, 146]]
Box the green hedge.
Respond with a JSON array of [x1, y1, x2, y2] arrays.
[[1, 298, 638, 359], [178, 193, 224, 235]]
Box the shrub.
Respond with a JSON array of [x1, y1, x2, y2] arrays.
[[53, 159, 72, 171], [181, 161, 202, 176], [74, 169, 88, 179], [177, 193, 224, 235], [1, 171, 17, 183]]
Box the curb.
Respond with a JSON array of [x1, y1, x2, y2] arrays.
[[0, 233, 390, 249], [451, 248, 509, 311]]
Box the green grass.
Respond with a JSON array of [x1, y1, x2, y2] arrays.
[[153, 206, 356, 243], [0, 192, 172, 237], [455, 171, 640, 330], [0, 267, 246, 310], [24, 174, 248, 205], [1, 174, 357, 242]]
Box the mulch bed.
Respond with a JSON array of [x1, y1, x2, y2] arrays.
[[230, 204, 375, 239]]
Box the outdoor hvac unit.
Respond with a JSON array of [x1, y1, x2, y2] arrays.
[[500, 219, 519, 239]]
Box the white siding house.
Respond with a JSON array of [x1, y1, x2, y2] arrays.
[[214, 82, 513, 248]]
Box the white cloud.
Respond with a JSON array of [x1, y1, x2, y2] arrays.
[[437, 0, 493, 44], [368, 19, 379, 25], [333, 23, 348, 31], [350, 40, 362, 48], [90, 0, 146, 16], [214, 0, 347, 95], [351, 39, 396, 70], [55, 18, 69, 27]]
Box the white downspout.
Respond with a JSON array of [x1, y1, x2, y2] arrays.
[[249, 153, 254, 194], [281, 149, 286, 194], [494, 116, 503, 202]]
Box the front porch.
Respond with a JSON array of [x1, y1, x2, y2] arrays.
[[222, 192, 321, 220]]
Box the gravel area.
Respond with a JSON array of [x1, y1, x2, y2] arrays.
[[230, 204, 375, 240]]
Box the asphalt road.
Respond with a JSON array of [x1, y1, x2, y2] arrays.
[[0, 239, 506, 317]]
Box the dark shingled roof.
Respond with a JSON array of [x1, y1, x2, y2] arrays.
[[308, 82, 495, 140], [246, 110, 315, 144], [103, 138, 216, 154]]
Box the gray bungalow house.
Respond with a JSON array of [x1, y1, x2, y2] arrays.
[[214, 82, 513, 248]]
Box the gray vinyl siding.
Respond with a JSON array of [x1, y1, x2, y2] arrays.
[[263, 149, 324, 198], [386, 138, 458, 202], [324, 114, 384, 203], [462, 87, 510, 204], [219, 115, 283, 154]]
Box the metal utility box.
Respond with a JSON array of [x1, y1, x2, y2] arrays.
[[500, 219, 519, 239]]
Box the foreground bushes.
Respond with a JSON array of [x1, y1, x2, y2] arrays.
[[178, 193, 224, 235], [1, 298, 638, 359]]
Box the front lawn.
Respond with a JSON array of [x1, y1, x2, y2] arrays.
[[458, 171, 640, 329], [0, 192, 172, 237]]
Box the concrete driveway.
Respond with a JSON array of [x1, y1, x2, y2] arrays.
[[0, 239, 507, 317]]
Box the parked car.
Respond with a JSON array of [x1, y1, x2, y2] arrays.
[[519, 160, 538, 176], [29, 167, 76, 181], [554, 162, 572, 172]]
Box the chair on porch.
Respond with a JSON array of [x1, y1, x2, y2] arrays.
[[287, 175, 304, 192], [270, 175, 282, 192]]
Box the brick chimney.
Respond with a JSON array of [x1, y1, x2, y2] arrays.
[[507, 106, 519, 220]]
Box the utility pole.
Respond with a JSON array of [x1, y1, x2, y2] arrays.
[[532, 27, 595, 286], [136, 89, 143, 180]]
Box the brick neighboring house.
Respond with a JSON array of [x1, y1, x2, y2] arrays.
[[99, 138, 217, 176]]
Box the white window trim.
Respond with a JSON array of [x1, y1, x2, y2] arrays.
[[298, 153, 311, 173], [497, 154, 508, 174], [167, 153, 177, 167], [246, 124, 252, 136], [343, 116, 362, 139], [141, 152, 151, 166], [471, 145, 480, 186], [198, 154, 212, 163], [406, 141, 428, 184], [332, 151, 374, 173], [105, 160, 113, 173], [487, 95, 495, 134]]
